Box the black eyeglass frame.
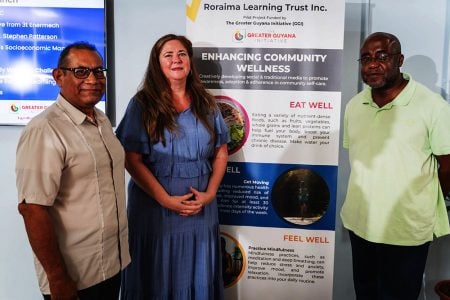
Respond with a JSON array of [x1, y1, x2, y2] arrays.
[[357, 52, 401, 65], [59, 67, 107, 79]]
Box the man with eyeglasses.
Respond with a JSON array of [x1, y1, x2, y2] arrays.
[[16, 42, 130, 300], [341, 32, 450, 299]]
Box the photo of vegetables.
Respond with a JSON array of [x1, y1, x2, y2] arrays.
[[215, 95, 249, 154]]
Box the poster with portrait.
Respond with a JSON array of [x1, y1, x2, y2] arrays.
[[187, 0, 344, 298]]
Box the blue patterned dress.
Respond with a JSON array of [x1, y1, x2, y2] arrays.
[[116, 97, 228, 300]]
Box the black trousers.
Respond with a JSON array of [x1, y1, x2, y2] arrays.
[[349, 231, 430, 300], [43, 272, 121, 300]]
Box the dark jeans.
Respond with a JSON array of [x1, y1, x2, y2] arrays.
[[349, 231, 430, 300], [43, 272, 121, 300]]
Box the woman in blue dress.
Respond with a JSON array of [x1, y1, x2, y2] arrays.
[[116, 34, 229, 299]]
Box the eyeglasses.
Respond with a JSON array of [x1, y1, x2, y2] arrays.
[[357, 52, 400, 65], [60, 67, 107, 79]]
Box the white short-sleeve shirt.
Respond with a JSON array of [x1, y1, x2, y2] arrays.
[[16, 94, 130, 293]]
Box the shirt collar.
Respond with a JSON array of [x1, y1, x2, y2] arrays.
[[362, 73, 416, 109], [55, 94, 105, 125]]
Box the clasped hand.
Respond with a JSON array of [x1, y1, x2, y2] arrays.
[[162, 187, 215, 216]]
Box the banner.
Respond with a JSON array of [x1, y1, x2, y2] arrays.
[[187, 1, 344, 298]]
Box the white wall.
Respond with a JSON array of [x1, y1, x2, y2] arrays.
[[0, 126, 35, 299], [1, 0, 449, 299], [113, 0, 187, 121]]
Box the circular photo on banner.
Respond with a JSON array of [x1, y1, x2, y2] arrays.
[[272, 168, 330, 226], [215, 95, 249, 155], [220, 232, 246, 288]]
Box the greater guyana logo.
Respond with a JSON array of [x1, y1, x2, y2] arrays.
[[10, 103, 19, 113], [234, 30, 244, 41]]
